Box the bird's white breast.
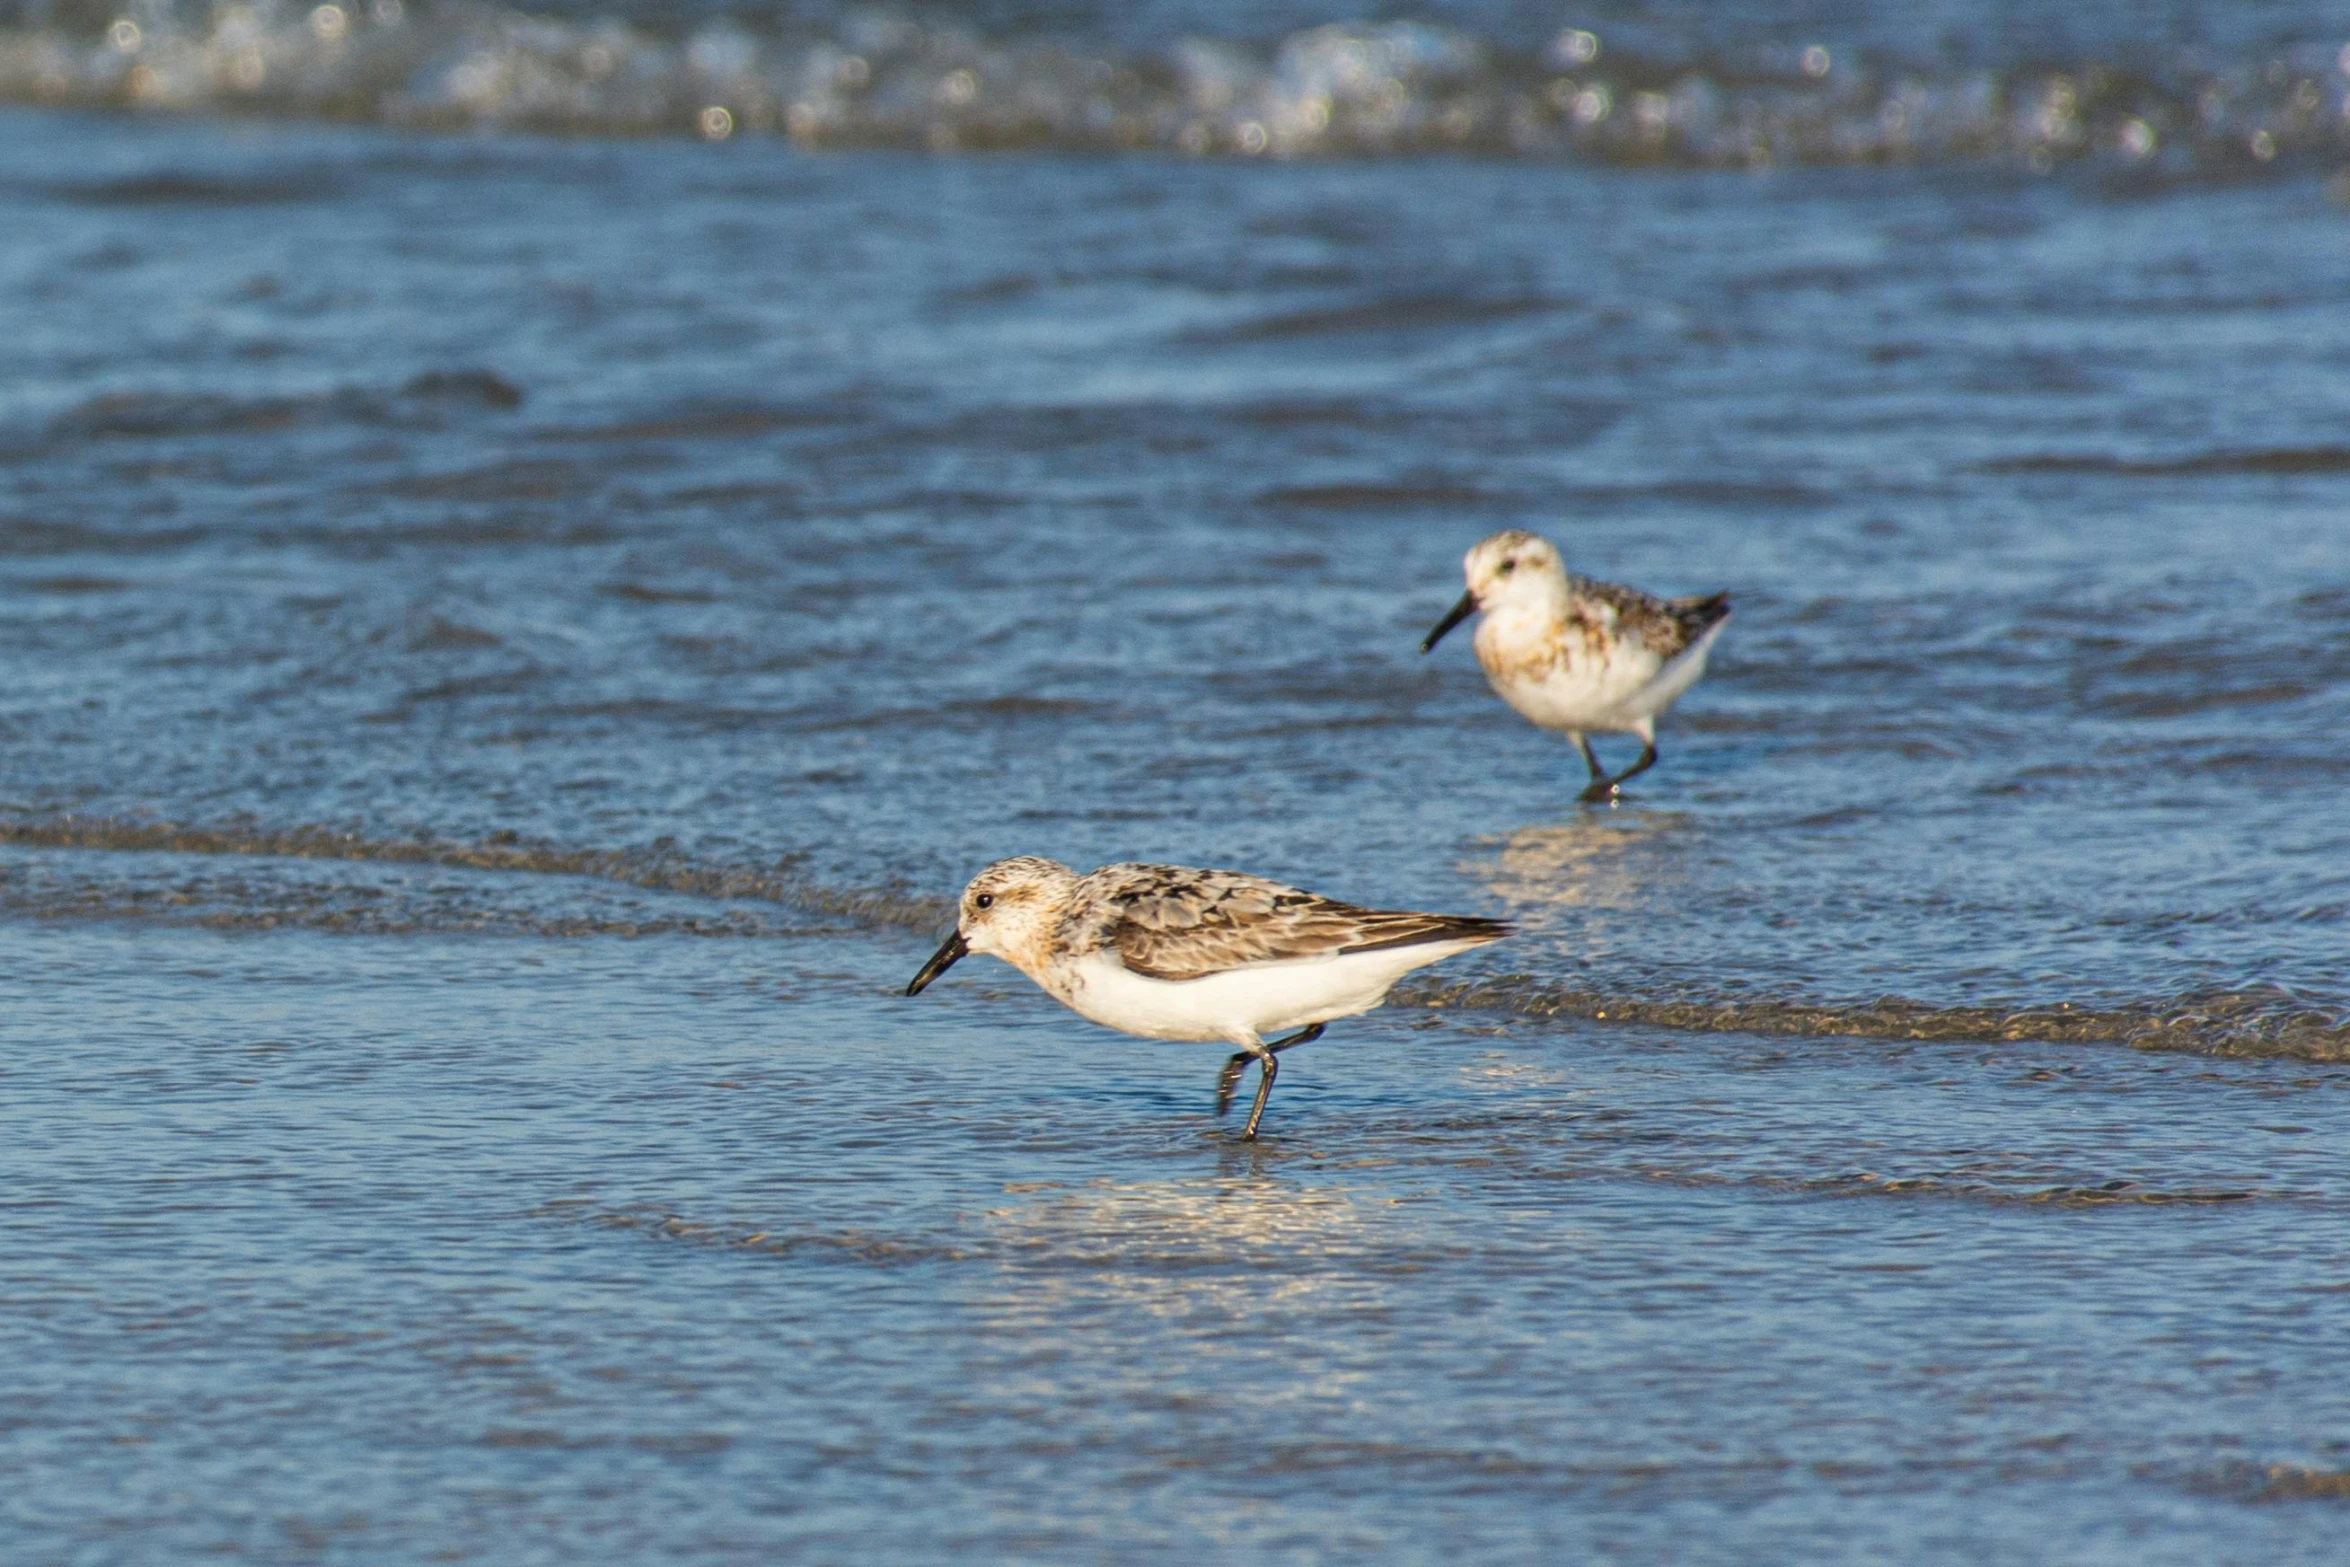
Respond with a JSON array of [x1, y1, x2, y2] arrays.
[[1474, 609, 1719, 732], [1052, 941, 1488, 1047]]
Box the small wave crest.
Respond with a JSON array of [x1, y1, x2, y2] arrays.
[[1982, 445, 2350, 476], [40, 370, 523, 441], [5, 814, 2342, 1063], [1789, 1172, 2255, 1206], [535, 1199, 971, 1264], [0, 813, 952, 932], [2194, 1462, 2350, 1503], [1400, 976, 2350, 1063], [3, 6, 2347, 174]]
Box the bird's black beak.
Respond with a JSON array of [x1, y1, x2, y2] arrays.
[[1420, 590, 1477, 653], [905, 930, 968, 996]]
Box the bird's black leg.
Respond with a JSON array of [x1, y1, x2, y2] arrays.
[[1214, 1050, 1256, 1120], [1577, 735, 1615, 802], [1571, 732, 1606, 785], [1214, 1023, 1326, 1130], [1266, 1022, 1326, 1055], [1240, 1052, 1279, 1141], [1581, 739, 1660, 803], [1609, 741, 1660, 791]]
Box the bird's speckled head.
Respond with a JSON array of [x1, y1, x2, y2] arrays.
[[956, 855, 1080, 966], [1462, 529, 1566, 609], [1424, 529, 1569, 653], [907, 855, 1081, 996]]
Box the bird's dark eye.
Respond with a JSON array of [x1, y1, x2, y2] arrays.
[[974, 893, 994, 910], [1497, 559, 1516, 575]]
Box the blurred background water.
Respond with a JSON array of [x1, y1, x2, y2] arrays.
[[1, 0, 2348, 1559]]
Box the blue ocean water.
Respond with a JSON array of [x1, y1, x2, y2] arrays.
[[1, 0, 2348, 1555]]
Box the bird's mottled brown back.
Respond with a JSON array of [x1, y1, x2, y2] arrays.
[[1574, 578, 1732, 662], [1076, 863, 1510, 982]]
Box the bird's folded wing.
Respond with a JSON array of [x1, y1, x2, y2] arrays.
[[1088, 863, 1507, 982], [1583, 579, 1730, 660]]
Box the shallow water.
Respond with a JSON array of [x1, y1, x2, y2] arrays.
[[2, 10, 2349, 1553], [10, 922, 2350, 1561], [2, 106, 2343, 1039]]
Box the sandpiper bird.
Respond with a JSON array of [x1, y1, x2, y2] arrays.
[[904, 857, 1509, 1140], [1421, 529, 1730, 802]]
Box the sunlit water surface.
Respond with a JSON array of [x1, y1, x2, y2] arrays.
[[1, 73, 2347, 1562]]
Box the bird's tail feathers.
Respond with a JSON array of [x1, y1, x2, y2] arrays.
[[1669, 590, 1733, 636]]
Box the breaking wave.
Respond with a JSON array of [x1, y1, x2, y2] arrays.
[[1399, 976, 2350, 1064], [5, 813, 2345, 1062], [0, 813, 953, 932], [4, 3, 2350, 173]]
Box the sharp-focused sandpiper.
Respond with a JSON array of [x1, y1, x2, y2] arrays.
[[905, 857, 1510, 1139], [1422, 529, 1730, 802]]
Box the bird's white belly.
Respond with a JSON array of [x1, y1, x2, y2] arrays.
[[1486, 627, 1721, 733], [1624, 632, 1719, 718], [1489, 658, 1655, 731], [1056, 944, 1483, 1047]]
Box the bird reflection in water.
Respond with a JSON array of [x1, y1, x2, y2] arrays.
[[1473, 813, 1693, 917]]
